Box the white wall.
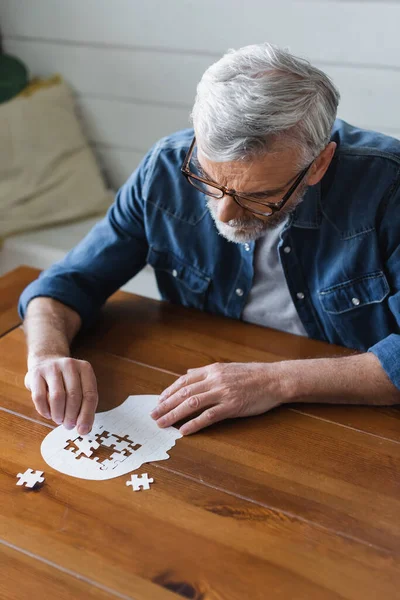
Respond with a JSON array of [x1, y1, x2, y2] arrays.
[[1, 0, 400, 191]]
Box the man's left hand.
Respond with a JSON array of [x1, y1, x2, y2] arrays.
[[150, 362, 288, 435]]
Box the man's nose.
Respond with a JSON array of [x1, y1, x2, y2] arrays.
[[217, 194, 246, 223]]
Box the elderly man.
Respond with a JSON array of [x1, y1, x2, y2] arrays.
[[20, 43, 400, 437]]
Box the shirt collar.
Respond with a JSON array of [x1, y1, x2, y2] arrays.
[[290, 181, 322, 229]]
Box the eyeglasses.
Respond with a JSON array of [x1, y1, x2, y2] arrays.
[[181, 136, 313, 217]]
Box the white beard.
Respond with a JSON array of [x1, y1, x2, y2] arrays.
[[206, 184, 308, 244]]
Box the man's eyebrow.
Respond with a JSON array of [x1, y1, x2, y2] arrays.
[[195, 162, 212, 180], [247, 185, 288, 197], [194, 159, 216, 182], [241, 171, 301, 197], [196, 159, 298, 197], [194, 157, 298, 198]]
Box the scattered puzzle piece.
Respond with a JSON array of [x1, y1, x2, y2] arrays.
[[16, 469, 45, 488], [126, 473, 154, 491]]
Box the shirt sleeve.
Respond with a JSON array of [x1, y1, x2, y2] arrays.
[[368, 176, 400, 389], [18, 146, 156, 329]]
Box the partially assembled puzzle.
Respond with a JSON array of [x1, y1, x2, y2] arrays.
[[63, 428, 142, 470], [41, 395, 182, 481]]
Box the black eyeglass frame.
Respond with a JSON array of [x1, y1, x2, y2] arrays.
[[181, 136, 313, 217]]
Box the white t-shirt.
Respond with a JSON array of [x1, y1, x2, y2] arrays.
[[242, 221, 308, 337]]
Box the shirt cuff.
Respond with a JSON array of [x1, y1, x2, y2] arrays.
[[368, 333, 400, 390], [18, 277, 99, 330]]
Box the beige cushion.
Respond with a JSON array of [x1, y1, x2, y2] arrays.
[[0, 76, 113, 239]]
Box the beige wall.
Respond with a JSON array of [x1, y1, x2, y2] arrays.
[[1, 0, 399, 189]]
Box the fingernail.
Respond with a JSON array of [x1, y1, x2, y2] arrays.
[[54, 417, 63, 425], [78, 425, 90, 435], [44, 413, 51, 420], [63, 421, 76, 430], [157, 418, 166, 427], [150, 409, 159, 419]]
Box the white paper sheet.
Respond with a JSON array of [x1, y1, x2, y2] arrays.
[[41, 395, 182, 480]]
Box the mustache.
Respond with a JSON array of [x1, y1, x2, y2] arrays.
[[225, 218, 263, 229], [206, 199, 262, 229]]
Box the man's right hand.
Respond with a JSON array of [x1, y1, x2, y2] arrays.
[[25, 356, 98, 435]]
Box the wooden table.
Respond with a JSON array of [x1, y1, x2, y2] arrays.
[[1, 266, 400, 600]]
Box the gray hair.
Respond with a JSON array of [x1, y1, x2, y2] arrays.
[[191, 43, 340, 168]]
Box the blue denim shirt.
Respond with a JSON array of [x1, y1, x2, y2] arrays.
[[19, 120, 400, 388]]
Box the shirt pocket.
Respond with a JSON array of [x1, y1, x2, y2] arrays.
[[318, 271, 390, 350], [147, 246, 211, 310], [318, 271, 389, 314]]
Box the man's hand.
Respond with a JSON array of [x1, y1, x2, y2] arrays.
[[25, 357, 98, 435], [151, 354, 400, 437], [151, 362, 287, 435]]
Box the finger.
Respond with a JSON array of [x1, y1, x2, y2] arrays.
[[158, 369, 207, 403], [76, 362, 98, 436], [152, 380, 210, 421], [62, 361, 85, 430], [179, 405, 227, 436], [30, 371, 51, 419], [156, 391, 215, 428], [24, 372, 31, 391], [46, 369, 66, 425]]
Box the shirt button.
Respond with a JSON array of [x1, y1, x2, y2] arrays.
[[236, 288, 244, 297], [244, 243, 250, 251], [283, 246, 291, 254], [172, 269, 178, 278], [352, 297, 360, 306], [296, 292, 305, 300]]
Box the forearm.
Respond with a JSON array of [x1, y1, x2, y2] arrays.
[[281, 352, 400, 406], [23, 297, 82, 368]]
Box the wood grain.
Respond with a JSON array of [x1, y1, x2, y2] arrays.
[[291, 404, 400, 443], [2, 268, 400, 598], [83, 291, 353, 367], [1, 410, 400, 600], [0, 542, 122, 600], [80, 292, 400, 441], [3, 267, 398, 444], [2, 328, 400, 556]]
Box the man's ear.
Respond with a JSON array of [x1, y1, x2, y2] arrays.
[[307, 142, 337, 186]]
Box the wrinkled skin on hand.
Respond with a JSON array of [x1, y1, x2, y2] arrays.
[[151, 362, 287, 435], [25, 356, 98, 435]]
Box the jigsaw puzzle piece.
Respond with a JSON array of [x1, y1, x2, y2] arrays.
[[76, 456, 100, 470], [100, 450, 130, 471], [16, 469, 45, 488], [126, 473, 154, 491], [110, 440, 132, 452], [98, 434, 120, 448], [64, 435, 100, 459]]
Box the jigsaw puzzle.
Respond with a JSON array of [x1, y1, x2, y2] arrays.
[[64, 427, 143, 471], [41, 395, 183, 480]]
